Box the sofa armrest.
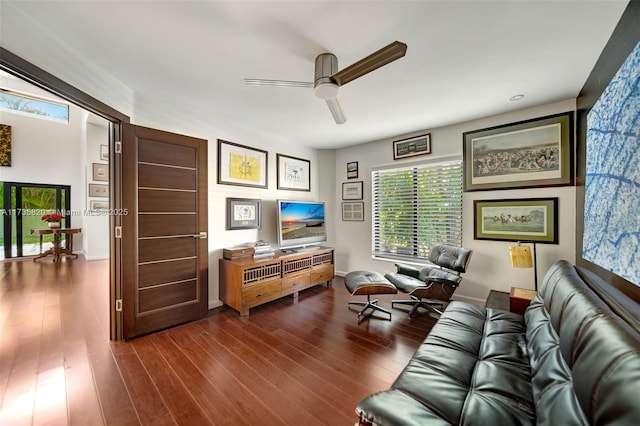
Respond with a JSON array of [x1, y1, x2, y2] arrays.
[[395, 263, 420, 278]]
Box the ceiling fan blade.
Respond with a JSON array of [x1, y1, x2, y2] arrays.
[[326, 98, 347, 124], [331, 41, 407, 86], [244, 78, 313, 88]]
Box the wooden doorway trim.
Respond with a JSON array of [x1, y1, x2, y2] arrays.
[[1, 47, 130, 340]]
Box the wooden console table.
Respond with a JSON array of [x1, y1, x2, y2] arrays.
[[30, 228, 81, 262], [220, 247, 334, 316]]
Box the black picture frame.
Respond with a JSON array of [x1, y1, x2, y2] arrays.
[[226, 198, 261, 230], [217, 139, 268, 188], [347, 161, 358, 179], [342, 181, 363, 200], [393, 133, 431, 160], [276, 153, 310, 191], [463, 112, 574, 191], [473, 197, 558, 243]]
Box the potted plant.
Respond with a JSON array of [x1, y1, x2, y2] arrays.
[[42, 213, 64, 228]]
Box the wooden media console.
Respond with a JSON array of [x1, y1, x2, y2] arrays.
[[219, 247, 334, 316]]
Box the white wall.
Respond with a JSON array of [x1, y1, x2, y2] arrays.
[[83, 120, 110, 259], [0, 74, 86, 252], [0, 73, 112, 258], [333, 99, 577, 305]]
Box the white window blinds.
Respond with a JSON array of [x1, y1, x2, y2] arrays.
[[372, 159, 463, 262]]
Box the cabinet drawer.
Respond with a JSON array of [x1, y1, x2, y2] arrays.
[[243, 280, 281, 307], [282, 273, 310, 294], [311, 264, 334, 283]]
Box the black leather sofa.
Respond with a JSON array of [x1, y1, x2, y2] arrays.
[[356, 260, 640, 425]]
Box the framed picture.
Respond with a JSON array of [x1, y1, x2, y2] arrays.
[[393, 133, 431, 160], [88, 184, 108, 198], [347, 161, 358, 179], [0, 124, 11, 167], [217, 139, 268, 188], [99, 144, 109, 161], [342, 181, 363, 200], [226, 198, 261, 230], [90, 200, 109, 211], [276, 154, 310, 191], [474, 197, 558, 243], [92, 163, 108, 181], [463, 111, 574, 191], [342, 202, 364, 221]]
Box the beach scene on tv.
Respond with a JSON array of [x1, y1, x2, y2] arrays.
[[280, 202, 326, 241]]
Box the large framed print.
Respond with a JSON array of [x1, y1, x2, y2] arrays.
[[226, 198, 261, 230], [217, 139, 268, 188], [463, 112, 573, 191], [393, 133, 431, 160], [277, 154, 310, 191], [474, 197, 558, 244]]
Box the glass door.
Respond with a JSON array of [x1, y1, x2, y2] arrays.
[[1, 182, 71, 259]]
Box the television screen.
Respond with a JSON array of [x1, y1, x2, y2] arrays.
[[277, 200, 327, 250]]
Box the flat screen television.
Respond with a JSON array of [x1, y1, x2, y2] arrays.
[[277, 200, 327, 251]]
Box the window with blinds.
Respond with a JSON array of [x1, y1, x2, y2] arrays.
[[372, 159, 463, 262]]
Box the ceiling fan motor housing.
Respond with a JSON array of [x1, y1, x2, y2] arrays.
[[314, 53, 339, 99]]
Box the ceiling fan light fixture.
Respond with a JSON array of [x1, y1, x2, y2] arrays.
[[314, 81, 339, 99]]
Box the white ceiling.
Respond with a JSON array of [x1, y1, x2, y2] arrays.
[[0, 0, 630, 149]]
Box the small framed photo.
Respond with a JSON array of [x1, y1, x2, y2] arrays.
[[342, 202, 364, 221], [473, 197, 558, 243], [226, 198, 261, 230], [92, 163, 108, 181], [100, 144, 109, 161], [277, 154, 310, 191], [393, 133, 431, 160], [88, 183, 109, 198], [217, 139, 268, 188], [347, 161, 358, 179], [90, 200, 109, 211], [342, 181, 363, 200]]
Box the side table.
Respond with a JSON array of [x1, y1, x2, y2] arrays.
[[509, 287, 537, 315]]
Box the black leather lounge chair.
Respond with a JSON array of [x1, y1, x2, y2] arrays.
[[385, 243, 473, 317]]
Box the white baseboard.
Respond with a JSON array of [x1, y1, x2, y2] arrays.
[[209, 299, 223, 310]]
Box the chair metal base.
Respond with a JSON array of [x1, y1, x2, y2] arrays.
[[348, 295, 392, 323], [392, 296, 445, 318]]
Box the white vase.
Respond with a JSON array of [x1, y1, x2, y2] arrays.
[[48, 222, 61, 229]]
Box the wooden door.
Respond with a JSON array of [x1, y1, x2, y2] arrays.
[[121, 124, 208, 339]]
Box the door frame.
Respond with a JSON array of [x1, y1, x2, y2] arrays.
[[1, 182, 71, 258], [1, 47, 130, 340]]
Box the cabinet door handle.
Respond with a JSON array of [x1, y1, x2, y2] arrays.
[[257, 291, 269, 297]]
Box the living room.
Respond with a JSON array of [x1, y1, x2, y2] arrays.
[[1, 1, 639, 424]]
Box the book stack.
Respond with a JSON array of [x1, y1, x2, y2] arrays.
[[253, 240, 275, 259]]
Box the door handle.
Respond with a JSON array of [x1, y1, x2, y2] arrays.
[[192, 232, 207, 239]]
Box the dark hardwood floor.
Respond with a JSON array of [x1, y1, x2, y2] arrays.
[[0, 257, 437, 425]]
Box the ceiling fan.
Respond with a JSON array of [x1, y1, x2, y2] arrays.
[[244, 41, 407, 124]]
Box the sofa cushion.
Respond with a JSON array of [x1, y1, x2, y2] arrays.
[[525, 260, 640, 425], [356, 302, 535, 425]]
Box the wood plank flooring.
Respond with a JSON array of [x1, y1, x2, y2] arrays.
[[0, 257, 437, 425]]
